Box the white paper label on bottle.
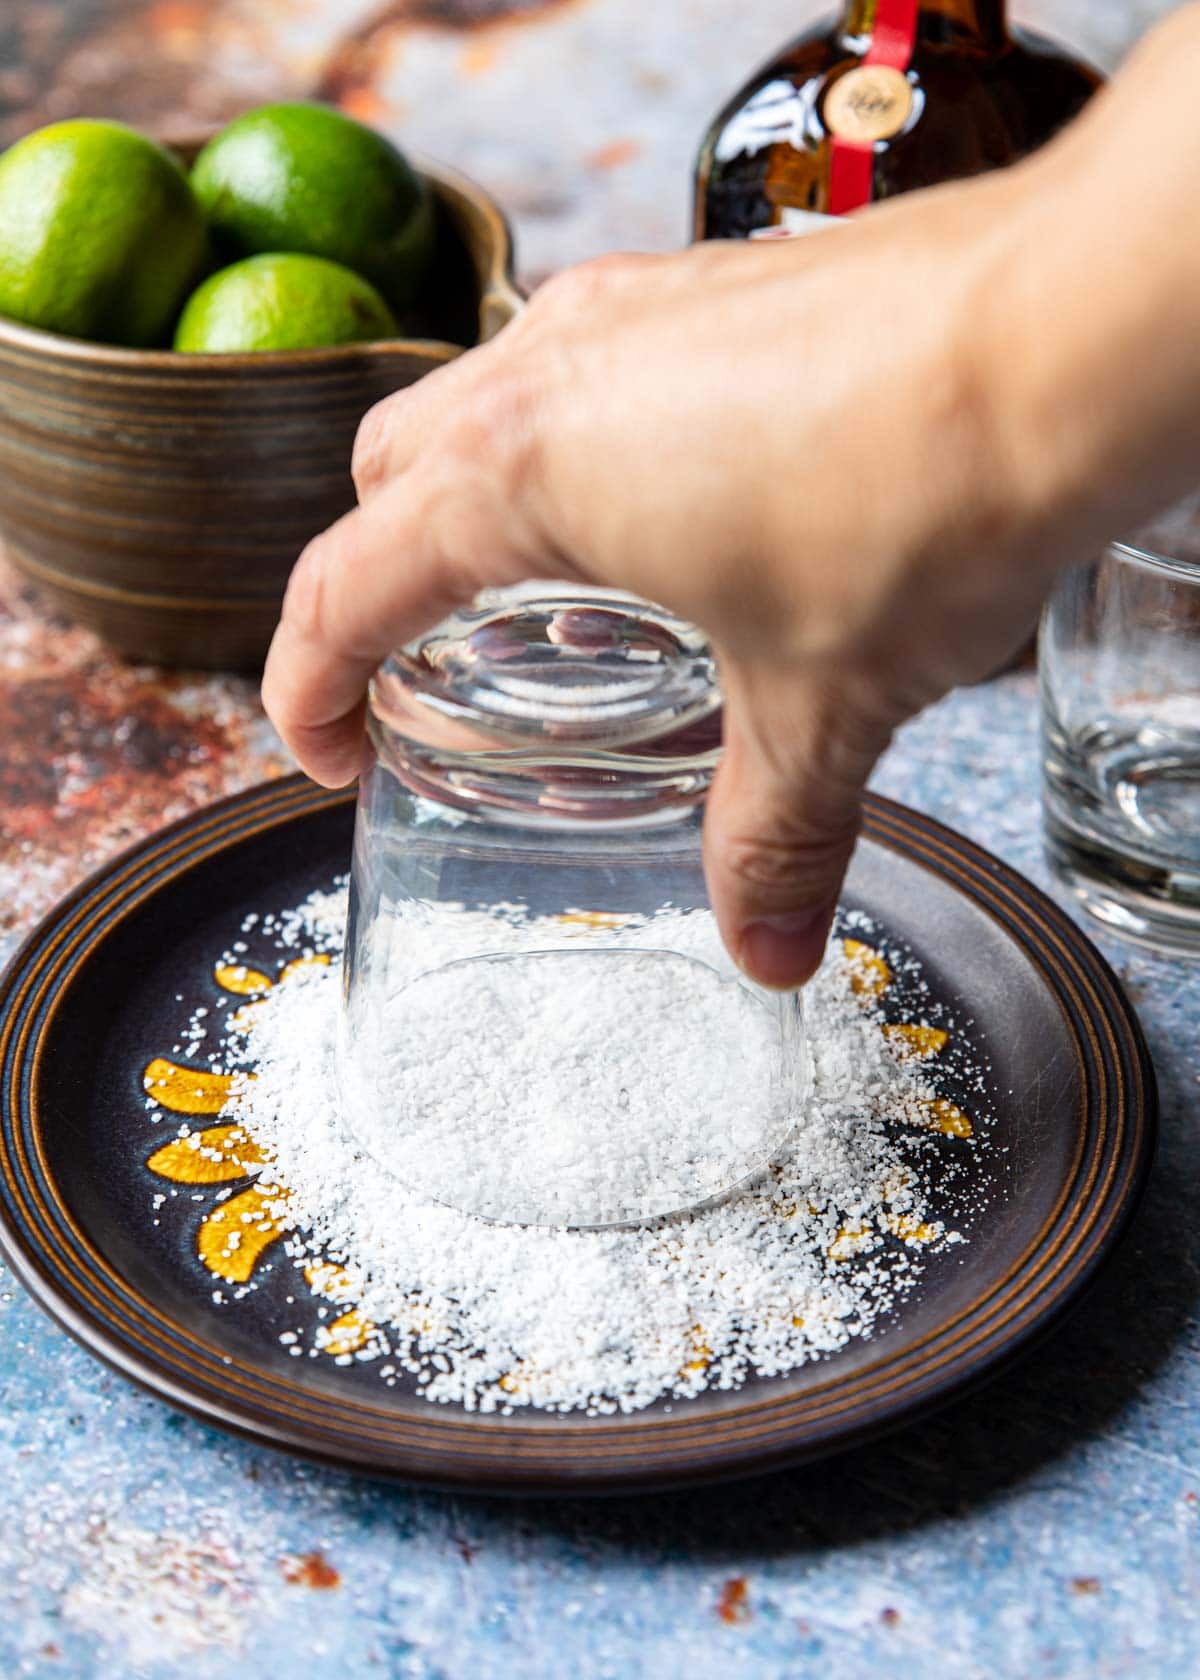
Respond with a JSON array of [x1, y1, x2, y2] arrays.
[[750, 209, 843, 240]]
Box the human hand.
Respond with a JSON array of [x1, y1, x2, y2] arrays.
[[262, 11, 1200, 988], [261, 198, 1028, 985]]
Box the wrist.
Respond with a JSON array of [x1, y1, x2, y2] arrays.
[[973, 7, 1200, 581]]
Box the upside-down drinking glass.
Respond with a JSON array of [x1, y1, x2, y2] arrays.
[[338, 583, 807, 1228]]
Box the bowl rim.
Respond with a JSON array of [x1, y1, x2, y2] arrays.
[[0, 148, 520, 371]]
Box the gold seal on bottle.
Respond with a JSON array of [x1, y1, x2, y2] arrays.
[[824, 65, 914, 143]]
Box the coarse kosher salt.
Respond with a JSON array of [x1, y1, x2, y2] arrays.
[[342, 905, 803, 1229], [171, 885, 987, 1417]]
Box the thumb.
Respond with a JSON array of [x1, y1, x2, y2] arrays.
[[702, 670, 893, 990]]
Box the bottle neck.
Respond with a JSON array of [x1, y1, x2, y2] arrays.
[[842, 0, 1008, 49]]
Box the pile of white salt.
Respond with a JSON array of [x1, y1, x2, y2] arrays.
[[155, 886, 986, 1417]]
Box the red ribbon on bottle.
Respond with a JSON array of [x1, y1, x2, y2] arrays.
[[828, 0, 918, 214]]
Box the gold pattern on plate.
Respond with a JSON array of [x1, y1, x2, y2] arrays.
[[279, 953, 332, 983], [882, 1023, 949, 1059], [916, 1097, 973, 1139], [143, 1058, 239, 1116], [681, 1324, 714, 1377], [147, 1124, 264, 1184], [140, 955, 361, 1345], [197, 1184, 290, 1285], [554, 909, 637, 932], [318, 1310, 374, 1358], [883, 1213, 940, 1246], [842, 939, 892, 998], [304, 1260, 357, 1302], [828, 1223, 874, 1262], [213, 962, 272, 996]]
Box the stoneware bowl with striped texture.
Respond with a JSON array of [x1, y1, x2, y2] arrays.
[[0, 136, 522, 671]]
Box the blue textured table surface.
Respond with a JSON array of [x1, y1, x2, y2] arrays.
[[2, 672, 1197, 1680]]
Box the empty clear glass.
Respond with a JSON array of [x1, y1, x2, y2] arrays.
[[339, 584, 807, 1228], [1040, 493, 1200, 952]]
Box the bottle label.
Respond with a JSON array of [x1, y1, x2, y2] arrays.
[[825, 65, 914, 144], [749, 210, 841, 240]]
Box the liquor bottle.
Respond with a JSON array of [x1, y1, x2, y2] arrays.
[[695, 0, 1101, 238]]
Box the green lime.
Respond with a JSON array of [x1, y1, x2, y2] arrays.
[[191, 103, 436, 313], [0, 119, 207, 347], [172, 252, 397, 353]]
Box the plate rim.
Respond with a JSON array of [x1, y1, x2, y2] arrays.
[[0, 775, 1158, 1493]]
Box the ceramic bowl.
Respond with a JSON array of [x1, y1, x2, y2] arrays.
[[0, 137, 522, 670]]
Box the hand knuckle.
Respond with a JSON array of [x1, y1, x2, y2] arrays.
[[576, 252, 642, 282], [532, 267, 590, 315], [445, 374, 544, 505], [350, 398, 394, 494], [280, 535, 332, 645], [468, 369, 520, 432], [535, 252, 650, 313]]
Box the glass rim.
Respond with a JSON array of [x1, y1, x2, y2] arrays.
[[1109, 535, 1200, 582]]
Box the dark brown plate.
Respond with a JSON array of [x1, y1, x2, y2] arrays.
[[0, 776, 1155, 1493]]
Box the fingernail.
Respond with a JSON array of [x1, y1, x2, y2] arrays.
[[738, 909, 830, 990]]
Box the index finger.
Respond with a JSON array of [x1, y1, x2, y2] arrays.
[[262, 475, 524, 787]]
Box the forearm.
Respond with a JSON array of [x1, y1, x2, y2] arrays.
[[982, 3, 1200, 572]]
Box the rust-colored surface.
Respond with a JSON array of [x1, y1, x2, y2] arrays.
[[715, 1576, 751, 1624], [0, 0, 578, 148], [279, 1550, 341, 1589], [0, 558, 288, 960], [318, 0, 580, 115], [0, 1, 292, 147]]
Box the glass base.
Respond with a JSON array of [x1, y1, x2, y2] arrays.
[[1044, 809, 1200, 957]]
